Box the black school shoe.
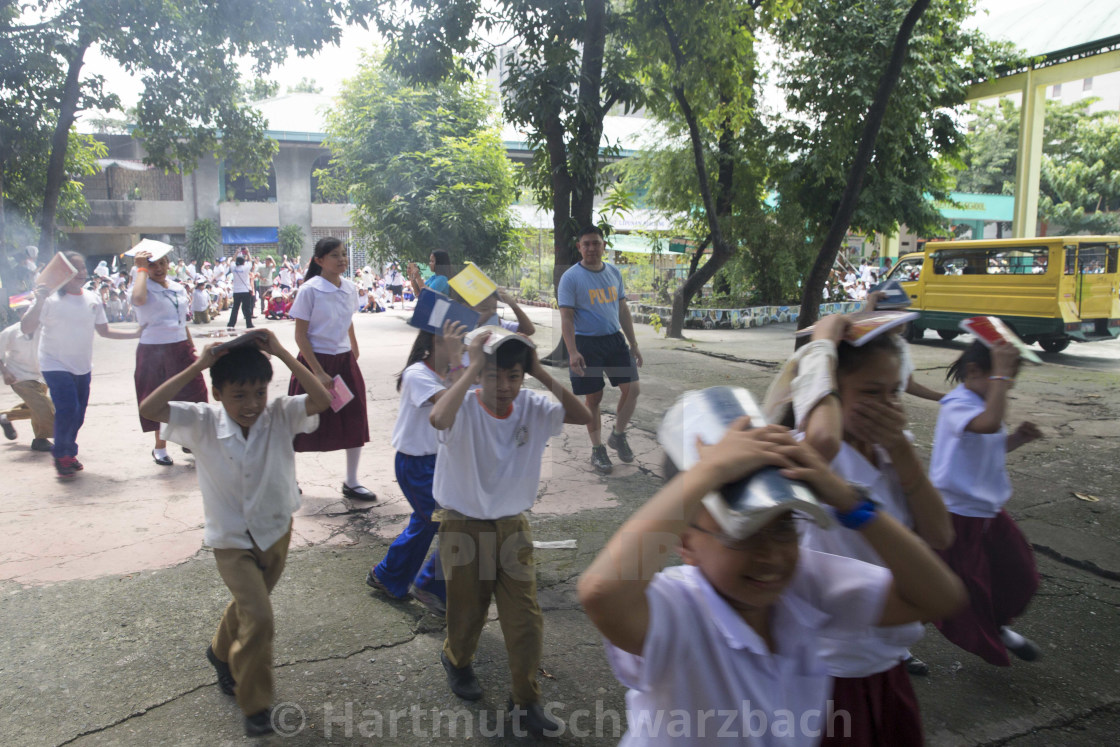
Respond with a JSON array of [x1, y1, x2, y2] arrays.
[[441, 651, 483, 701], [206, 645, 236, 695], [1, 415, 15, 440], [30, 438, 53, 452], [244, 708, 274, 737], [508, 699, 564, 739], [341, 483, 377, 501], [904, 655, 929, 676], [152, 449, 173, 466]]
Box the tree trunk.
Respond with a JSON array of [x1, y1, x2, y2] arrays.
[[541, 0, 608, 366], [38, 39, 90, 255], [795, 0, 931, 341]]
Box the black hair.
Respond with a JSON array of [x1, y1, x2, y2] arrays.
[[397, 330, 435, 391], [578, 226, 604, 240], [210, 346, 274, 390], [946, 341, 991, 383], [431, 250, 454, 278], [304, 236, 343, 281], [491, 337, 533, 372], [836, 333, 900, 377], [235, 256, 245, 266]]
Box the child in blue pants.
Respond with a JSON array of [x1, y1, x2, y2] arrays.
[[366, 322, 467, 613]]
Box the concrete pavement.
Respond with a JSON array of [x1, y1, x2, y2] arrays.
[[1, 304, 1118, 745]]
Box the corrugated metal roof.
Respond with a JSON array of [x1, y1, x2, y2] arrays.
[[973, 0, 1120, 58]]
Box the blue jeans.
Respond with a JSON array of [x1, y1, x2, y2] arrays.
[[374, 452, 444, 600], [42, 370, 91, 459]]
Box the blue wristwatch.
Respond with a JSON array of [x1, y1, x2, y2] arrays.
[[834, 485, 878, 529]]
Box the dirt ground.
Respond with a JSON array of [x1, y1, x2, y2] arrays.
[[1, 305, 1117, 745]]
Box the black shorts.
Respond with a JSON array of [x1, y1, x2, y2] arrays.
[[388, 284, 404, 296], [570, 332, 639, 395]]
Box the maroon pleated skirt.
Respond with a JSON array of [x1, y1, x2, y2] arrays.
[[289, 350, 368, 452], [934, 510, 1039, 666], [822, 661, 923, 746], [135, 340, 208, 432]]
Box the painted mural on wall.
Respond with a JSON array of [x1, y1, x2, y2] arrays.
[[634, 302, 862, 330]]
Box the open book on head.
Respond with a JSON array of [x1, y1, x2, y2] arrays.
[[959, 315, 1042, 364], [36, 253, 77, 293], [409, 288, 481, 334], [124, 238, 175, 263], [795, 309, 918, 346], [868, 278, 912, 309], [657, 386, 832, 539], [463, 325, 537, 355]]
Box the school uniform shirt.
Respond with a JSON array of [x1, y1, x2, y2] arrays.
[[606, 554, 891, 747], [191, 288, 210, 313], [134, 280, 191, 345], [37, 290, 108, 375], [231, 264, 253, 294], [930, 384, 1012, 518], [288, 276, 358, 354], [557, 261, 625, 336], [800, 441, 925, 678], [0, 322, 42, 382], [161, 395, 319, 551], [391, 362, 447, 456], [278, 268, 293, 287], [433, 388, 564, 519]]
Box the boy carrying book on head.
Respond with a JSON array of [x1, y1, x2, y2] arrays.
[[429, 330, 591, 738], [578, 395, 965, 746], [139, 329, 331, 737]]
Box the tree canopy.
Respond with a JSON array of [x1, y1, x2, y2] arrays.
[[319, 54, 519, 271]]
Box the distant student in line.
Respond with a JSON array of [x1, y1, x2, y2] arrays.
[[930, 341, 1043, 666], [430, 331, 590, 738], [139, 329, 331, 737], [578, 415, 965, 746]]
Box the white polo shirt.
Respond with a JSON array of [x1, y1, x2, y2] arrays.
[[606, 554, 890, 746], [160, 395, 319, 551], [37, 290, 108, 375], [433, 388, 564, 519], [134, 280, 190, 345], [800, 441, 925, 677], [288, 276, 358, 355], [391, 362, 446, 457], [231, 264, 253, 294], [930, 384, 1011, 518], [0, 323, 42, 382]]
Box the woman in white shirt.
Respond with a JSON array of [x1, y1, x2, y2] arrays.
[[226, 255, 255, 330], [289, 237, 375, 500], [132, 250, 208, 466], [19, 252, 140, 479]]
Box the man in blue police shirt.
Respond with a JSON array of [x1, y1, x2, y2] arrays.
[[558, 226, 642, 474]]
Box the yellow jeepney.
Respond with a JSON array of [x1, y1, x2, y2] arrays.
[[881, 237, 1120, 352]]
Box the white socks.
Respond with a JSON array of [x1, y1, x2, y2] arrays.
[[345, 447, 362, 487], [153, 447, 169, 460]]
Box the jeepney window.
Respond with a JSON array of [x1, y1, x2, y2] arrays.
[[888, 257, 922, 282], [997, 247, 1048, 275], [1074, 244, 1109, 274], [933, 249, 989, 275], [934, 247, 1048, 275]]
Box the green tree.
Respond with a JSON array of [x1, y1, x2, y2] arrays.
[[239, 78, 281, 102], [186, 219, 221, 266], [1, 1, 372, 254], [287, 77, 323, 94], [278, 224, 306, 258], [320, 54, 519, 271]]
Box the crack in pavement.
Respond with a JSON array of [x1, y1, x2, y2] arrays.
[[974, 700, 1120, 746], [675, 347, 782, 369], [1032, 543, 1120, 582]]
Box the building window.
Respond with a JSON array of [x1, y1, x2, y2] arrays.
[[1083, 77, 1093, 91], [1051, 83, 1062, 97], [224, 165, 277, 202]]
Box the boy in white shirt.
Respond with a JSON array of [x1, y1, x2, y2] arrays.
[[578, 412, 966, 746], [429, 332, 591, 737], [139, 329, 331, 737], [191, 280, 211, 324], [0, 317, 54, 451]]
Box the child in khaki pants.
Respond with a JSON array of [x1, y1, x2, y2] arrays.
[[139, 330, 330, 736], [429, 330, 590, 738], [0, 319, 54, 451]]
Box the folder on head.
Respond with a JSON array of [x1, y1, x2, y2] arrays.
[[448, 262, 497, 307]]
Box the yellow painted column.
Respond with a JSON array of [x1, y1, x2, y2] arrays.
[[881, 231, 899, 259], [1013, 69, 1045, 238]]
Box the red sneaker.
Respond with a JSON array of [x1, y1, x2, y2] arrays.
[[55, 457, 78, 480]]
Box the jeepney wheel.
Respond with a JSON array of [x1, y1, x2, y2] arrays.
[[1039, 338, 1070, 353], [937, 330, 959, 341]]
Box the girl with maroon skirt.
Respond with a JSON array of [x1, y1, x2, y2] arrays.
[[132, 249, 208, 466], [792, 314, 955, 746], [930, 340, 1042, 666], [289, 237, 374, 500]]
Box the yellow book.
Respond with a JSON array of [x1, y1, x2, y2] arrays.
[[448, 262, 497, 307]]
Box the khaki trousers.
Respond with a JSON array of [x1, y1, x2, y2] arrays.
[[211, 527, 291, 716], [3, 380, 54, 438], [438, 510, 543, 705]]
